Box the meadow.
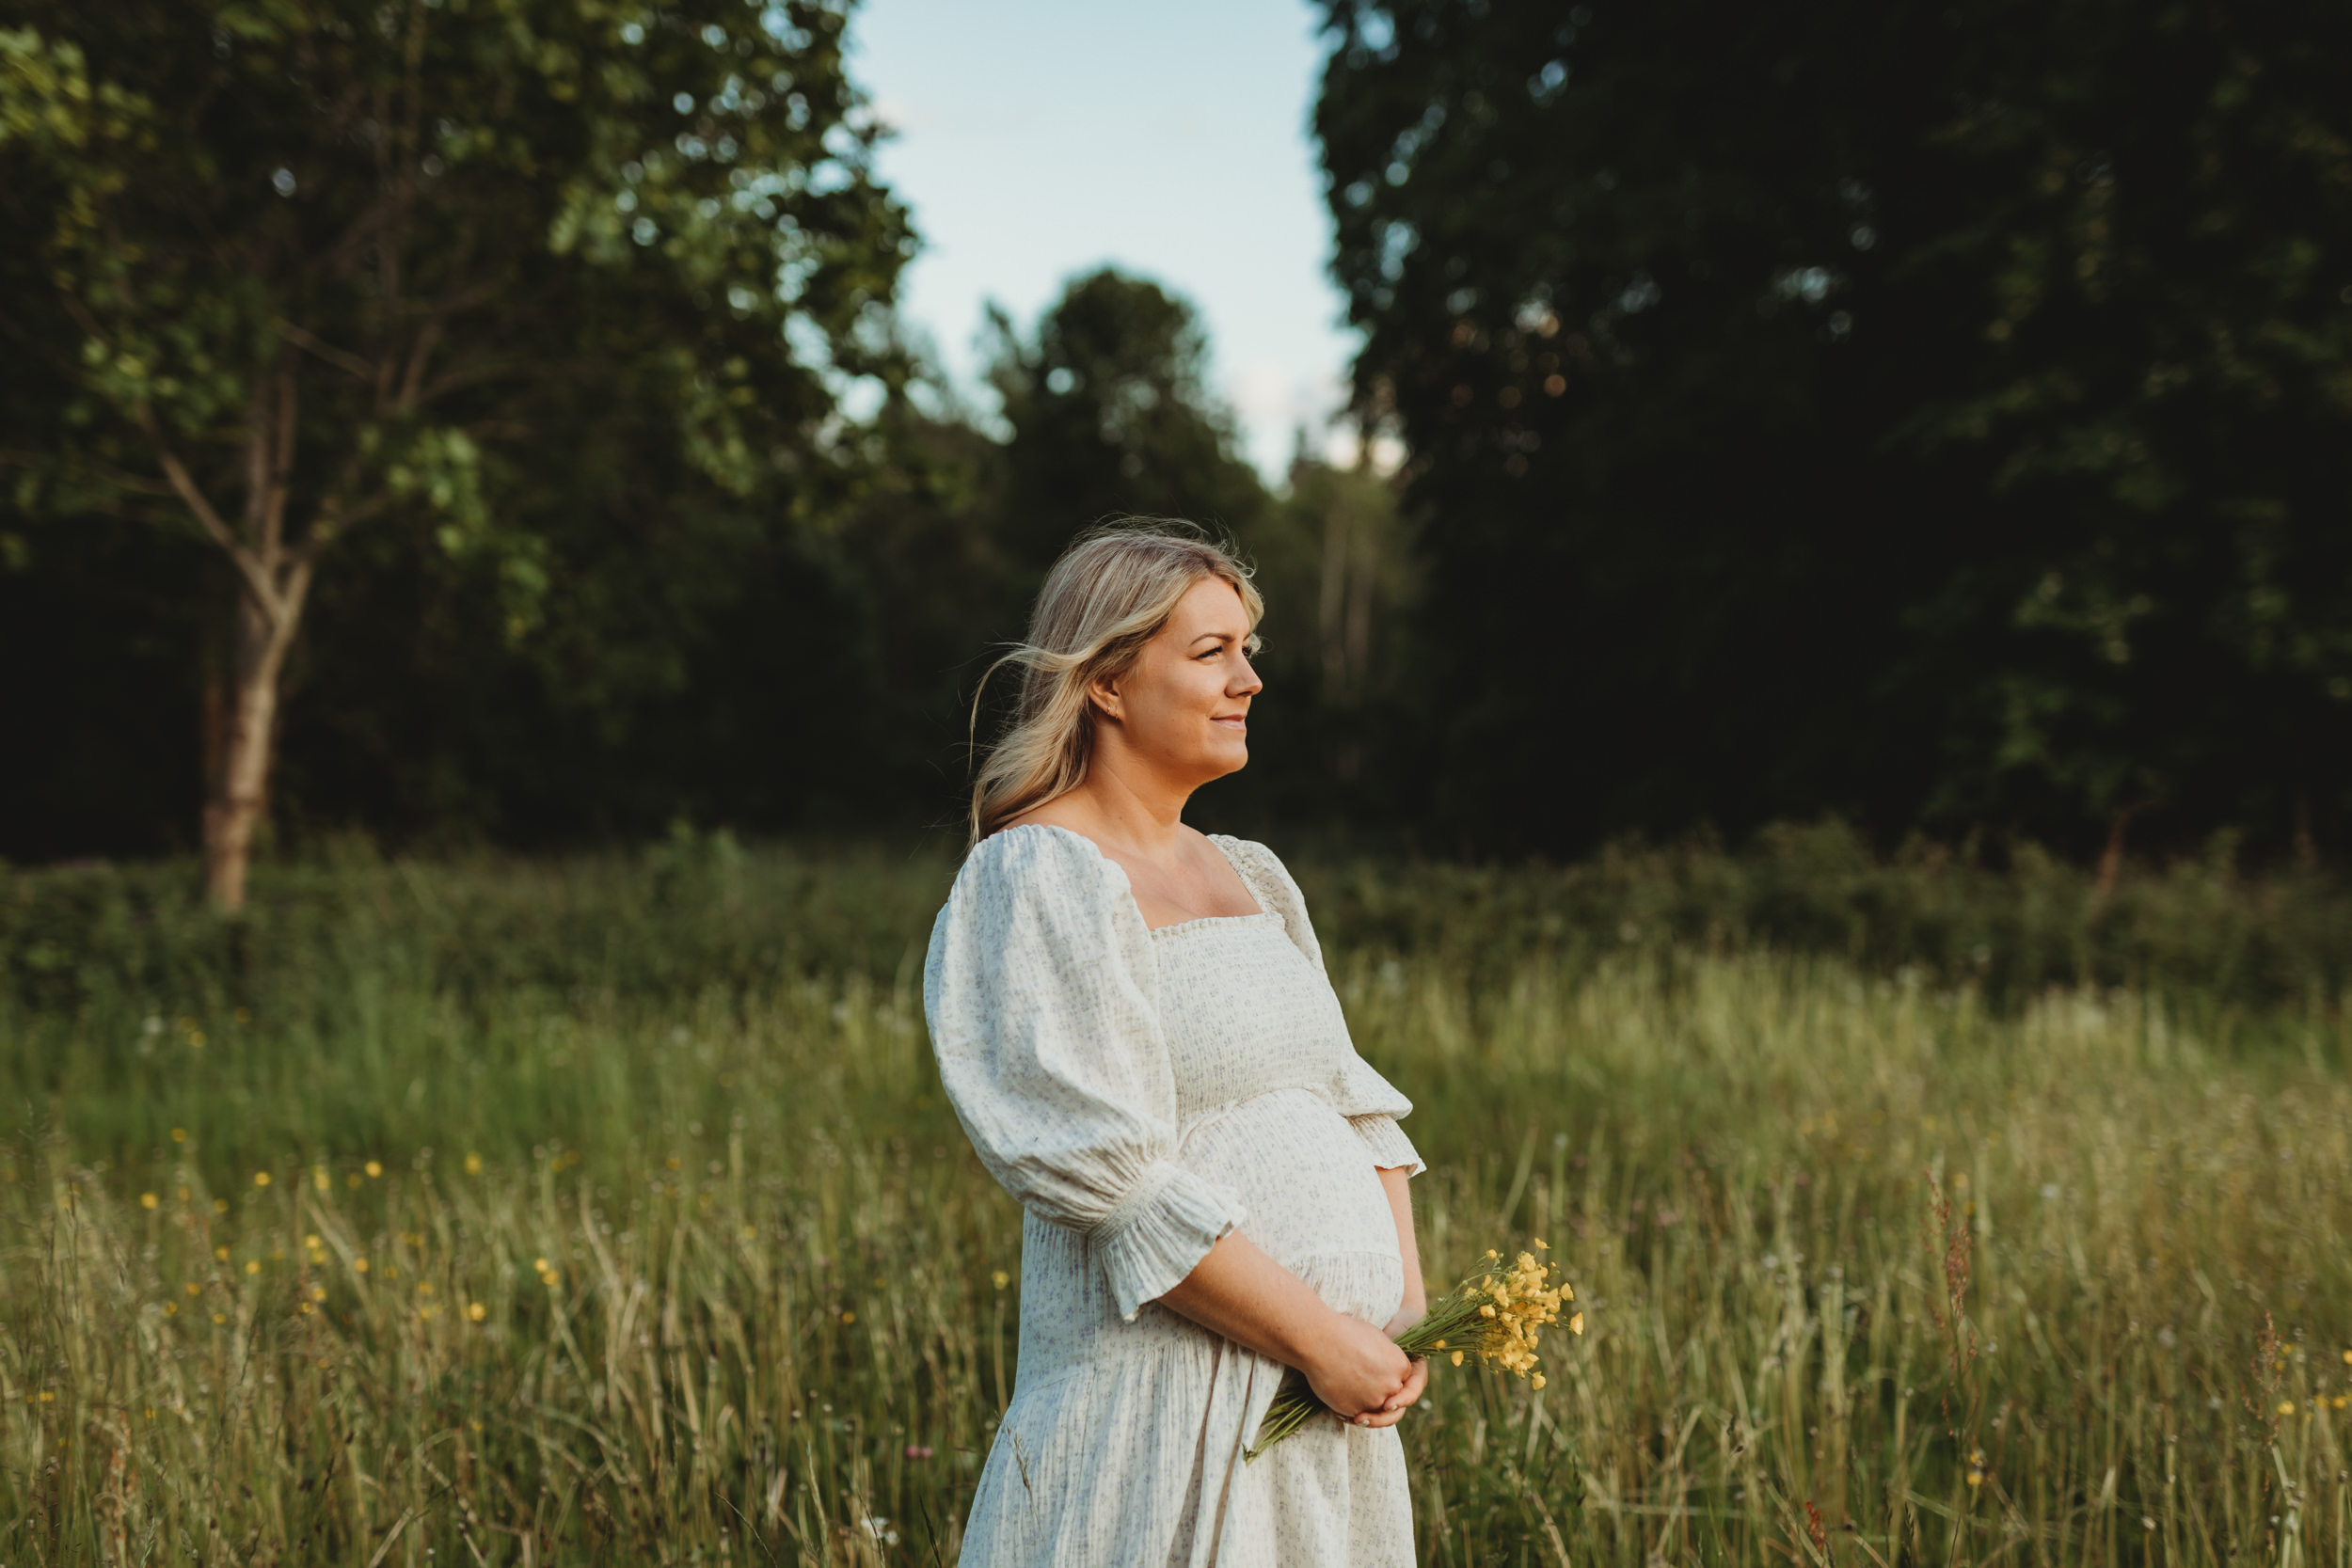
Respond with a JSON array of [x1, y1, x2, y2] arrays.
[[3, 827, 2347, 1565]]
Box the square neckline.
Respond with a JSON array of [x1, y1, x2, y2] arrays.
[[996, 822, 1279, 937]]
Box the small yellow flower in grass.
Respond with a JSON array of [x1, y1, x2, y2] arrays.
[[1569, 1313, 1585, 1336], [245, 1260, 261, 1275], [140, 1192, 158, 1210], [464, 1152, 482, 1175], [466, 1302, 487, 1322], [184, 1282, 200, 1295], [213, 1199, 230, 1214], [842, 1310, 856, 1324], [305, 1234, 321, 1248], [1450, 1351, 1465, 1367], [215, 1246, 230, 1261], [170, 1129, 187, 1143], [310, 1286, 326, 1301], [313, 1169, 330, 1192], [253, 1171, 270, 1187], [212, 1313, 227, 1324], [2279, 1401, 2296, 1416], [1531, 1373, 1546, 1390], [993, 1271, 1010, 1291], [354, 1259, 369, 1274], [165, 1302, 177, 1316], [365, 1161, 383, 1179], [2343, 1350, 2352, 1366]]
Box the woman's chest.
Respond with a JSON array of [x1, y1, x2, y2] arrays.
[[1152, 918, 1355, 1117]]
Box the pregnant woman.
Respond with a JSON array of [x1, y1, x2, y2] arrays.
[[924, 524, 1427, 1565]]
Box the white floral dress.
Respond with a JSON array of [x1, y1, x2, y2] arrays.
[[923, 824, 1423, 1567]]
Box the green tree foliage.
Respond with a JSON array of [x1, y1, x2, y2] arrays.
[[1219, 447, 1424, 835], [0, 0, 909, 895], [987, 268, 1268, 575], [1317, 0, 2352, 858]]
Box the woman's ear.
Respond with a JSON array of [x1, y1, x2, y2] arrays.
[[1087, 671, 1123, 723]]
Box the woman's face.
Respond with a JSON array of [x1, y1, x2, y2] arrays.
[[1098, 575, 1262, 785]]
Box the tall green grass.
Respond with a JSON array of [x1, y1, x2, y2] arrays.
[[4, 838, 2347, 1563]]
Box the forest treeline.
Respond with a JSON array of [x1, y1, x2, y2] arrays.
[[3, 0, 2349, 878]]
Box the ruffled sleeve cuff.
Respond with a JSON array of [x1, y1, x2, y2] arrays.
[[1085, 1160, 1248, 1322], [1349, 1113, 1425, 1178]]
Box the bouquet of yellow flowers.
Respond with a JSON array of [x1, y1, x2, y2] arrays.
[[1245, 1243, 1581, 1462]]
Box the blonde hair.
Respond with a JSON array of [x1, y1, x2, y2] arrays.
[[967, 521, 1263, 847]]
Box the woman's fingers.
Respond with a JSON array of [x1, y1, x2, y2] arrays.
[[1377, 1358, 1430, 1413]]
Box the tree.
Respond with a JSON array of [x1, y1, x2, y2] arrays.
[[1221, 443, 1423, 834], [1316, 0, 2352, 859], [0, 0, 908, 905], [986, 269, 1268, 576]]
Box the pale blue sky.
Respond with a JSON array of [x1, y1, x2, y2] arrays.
[[850, 0, 1360, 480]]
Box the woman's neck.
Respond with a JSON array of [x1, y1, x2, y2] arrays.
[[1036, 749, 1195, 861]]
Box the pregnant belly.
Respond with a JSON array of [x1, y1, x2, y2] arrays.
[[1176, 1088, 1404, 1325]]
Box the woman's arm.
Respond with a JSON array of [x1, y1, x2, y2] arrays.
[[1156, 1163, 1436, 1428], [1359, 1163, 1431, 1427], [1157, 1232, 1416, 1421], [1379, 1164, 1426, 1330]]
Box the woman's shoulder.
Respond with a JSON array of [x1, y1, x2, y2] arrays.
[[1204, 833, 1325, 967], [939, 823, 1125, 928], [926, 824, 1149, 1000], [1203, 832, 1303, 899]]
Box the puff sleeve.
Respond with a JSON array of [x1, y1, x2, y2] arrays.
[[1212, 835, 1426, 1178], [924, 827, 1248, 1321]]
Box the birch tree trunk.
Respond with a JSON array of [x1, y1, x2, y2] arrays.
[[202, 582, 302, 911], [145, 356, 315, 912]]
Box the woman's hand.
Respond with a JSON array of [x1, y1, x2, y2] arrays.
[[1299, 1312, 1414, 1420], [1351, 1354, 1429, 1430]]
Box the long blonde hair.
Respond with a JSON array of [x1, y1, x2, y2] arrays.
[[967, 521, 1263, 847]]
